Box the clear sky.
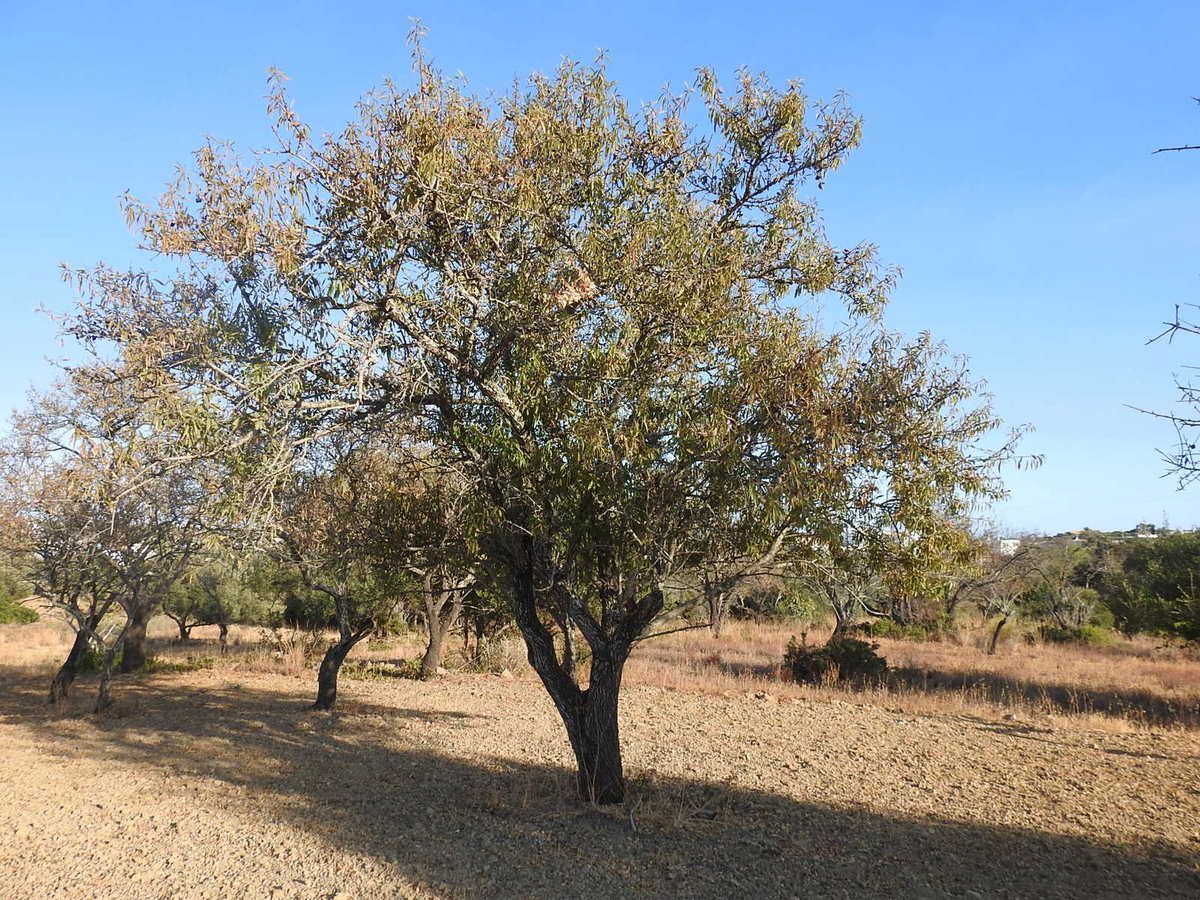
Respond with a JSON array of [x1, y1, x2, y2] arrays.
[[1, 1, 1197, 533]]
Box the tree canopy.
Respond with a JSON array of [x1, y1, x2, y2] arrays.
[[60, 39, 1019, 801]]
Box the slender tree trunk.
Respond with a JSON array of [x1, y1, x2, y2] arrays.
[[987, 616, 1009, 655], [707, 588, 728, 638], [312, 636, 365, 710], [119, 604, 152, 673], [94, 668, 114, 713], [93, 644, 122, 713], [49, 624, 93, 705], [506, 528, 642, 805]]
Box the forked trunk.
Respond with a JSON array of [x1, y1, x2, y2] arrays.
[[49, 626, 92, 705], [174, 618, 192, 642]]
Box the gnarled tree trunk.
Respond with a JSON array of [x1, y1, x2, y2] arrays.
[[506, 530, 659, 805], [49, 620, 95, 705]]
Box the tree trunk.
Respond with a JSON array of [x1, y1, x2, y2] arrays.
[[119, 604, 152, 673], [94, 668, 114, 713], [312, 637, 362, 710], [49, 625, 92, 705], [560, 619, 576, 682], [565, 654, 626, 804], [420, 595, 462, 678], [421, 620, 446, 678], [173, 618, 191, 642], [987, 616, 1009, 655], [93, 644, 121, 713], [707, 588, 728, 638]]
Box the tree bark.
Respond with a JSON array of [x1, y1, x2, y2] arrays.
[[49, 624, 92, 705], [565, 653, 626, 804], [119, 604, 153, 673], [94, 668, 114, 713], [172, 617, 191, 642]]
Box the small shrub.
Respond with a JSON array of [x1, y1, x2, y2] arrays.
[[464, 634, 527, 674], [784, 636, 887, 684], [78, 645, 125, 674], [343, 658, 424, 681], [0, 597, 38, 624], [856, 618, 946, 642], [257, 626, 325, 665], [1040, 624, 1116, 646]]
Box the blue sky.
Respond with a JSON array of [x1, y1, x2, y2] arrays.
[[1, 1, 1197, 533]]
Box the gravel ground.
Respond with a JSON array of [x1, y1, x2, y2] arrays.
[[1, 667, 1198, 899]]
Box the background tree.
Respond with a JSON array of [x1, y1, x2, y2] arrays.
[[163, 556, 275, 649], [278, 441, 408, 710], [3, 379, 211, 703], [1113, 531, 1200, 641]]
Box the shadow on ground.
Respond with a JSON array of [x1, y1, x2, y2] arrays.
[[1, 670, 1197, 899]]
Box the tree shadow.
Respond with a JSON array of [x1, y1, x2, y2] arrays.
[[1, 672, 1196, 899]]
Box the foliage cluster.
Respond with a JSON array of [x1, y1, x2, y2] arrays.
[[784, 635, 887, 684]]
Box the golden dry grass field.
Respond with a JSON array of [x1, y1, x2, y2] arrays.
[[2, 615, 1199, 898]]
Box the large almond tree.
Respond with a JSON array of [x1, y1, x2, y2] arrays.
[[65, 40, 1017, 802]]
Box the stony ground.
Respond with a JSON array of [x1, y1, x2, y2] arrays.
[[1, 666, 1198, 899]]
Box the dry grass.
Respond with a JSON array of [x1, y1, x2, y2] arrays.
[[624, 619, 1200, 731], [7, 611, 1199, 730]]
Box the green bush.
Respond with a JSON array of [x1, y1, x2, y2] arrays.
[[78, 645, 125, 673], [856, 618, 946, 642], [0, 596, 39, 624], [784, 636, 887, 684], [1040, 624, 1115, 646]]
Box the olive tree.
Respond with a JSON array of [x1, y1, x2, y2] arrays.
[[65, 41, 1016, 801]]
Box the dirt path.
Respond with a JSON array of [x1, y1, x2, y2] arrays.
[[1, 668, 1198, 898]]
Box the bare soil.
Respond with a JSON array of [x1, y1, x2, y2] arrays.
[[2, 661, 1199, 899]]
